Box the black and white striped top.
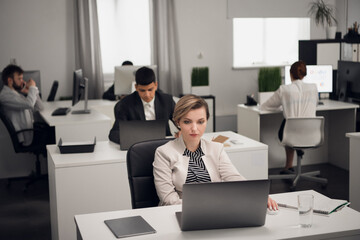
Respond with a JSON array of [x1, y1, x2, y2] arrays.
[[183, 146, 211, 183]]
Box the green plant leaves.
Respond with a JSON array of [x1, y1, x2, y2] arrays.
[[191, 67, 209, 87], [258, 67, 281, 92], [308, 0, 337, 27]]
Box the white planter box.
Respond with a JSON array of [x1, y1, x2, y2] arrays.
[[326, 26, 337, 39], [191, 86, 210, 96], [258, 91, 274, 105]]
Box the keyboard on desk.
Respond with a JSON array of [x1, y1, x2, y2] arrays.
[[52, 107, 70, 116]]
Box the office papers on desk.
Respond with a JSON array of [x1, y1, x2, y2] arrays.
[[212, 135, 229, 143], [271, 193, 350, 215], [104, 215, 156, 238]]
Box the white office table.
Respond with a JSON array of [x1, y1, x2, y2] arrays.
[[47, 141, 129, 240], [47, 131, 268, 240], [0, 100, 115, 179], [75, 190, 360, 240], [202, 131, 268, 180], [41, 100, 114, 142], [238, 99, 359, 169], [346, 132, 360, 212]]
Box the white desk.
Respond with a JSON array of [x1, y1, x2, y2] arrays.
[[75, 190, 360, 240], [238, 99, 359, 169], [202, 131, 268, 180], [0, 100, 115, 179], [47, 141, 129, 240], [346, 132, 360, 212], [41, 100, 114, 142], [47, 131, 268, 240]]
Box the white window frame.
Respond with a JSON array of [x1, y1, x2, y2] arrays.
[[97, 0, 152, 88], [233, 18, 310, 69]]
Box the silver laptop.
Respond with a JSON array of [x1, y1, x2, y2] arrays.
[[176, 180, 270, 231], [119, 120, 167, 150]]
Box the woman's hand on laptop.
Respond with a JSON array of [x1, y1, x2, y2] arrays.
[[267, 197, 278, 210]]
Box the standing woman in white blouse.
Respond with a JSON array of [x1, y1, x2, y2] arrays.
[[260, 61, 318, 174], [153, 94, 278, 210]]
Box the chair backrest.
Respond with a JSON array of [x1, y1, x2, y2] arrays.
[[281, 117, 324, 149], [126, 138, 173, 209], [0, 106, 28, 153], [47, 80, 59, 101]]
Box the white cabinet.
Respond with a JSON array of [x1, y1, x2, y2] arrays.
[[343, 43, 360, 62]]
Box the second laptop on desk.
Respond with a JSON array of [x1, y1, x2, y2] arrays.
[[119, 120, 167, 150]]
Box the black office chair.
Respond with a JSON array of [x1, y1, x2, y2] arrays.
[[0, 106, 47, 190], [126, 138, 173, 209], [269, 117, 328, 190], [47, 80, 59, 102]]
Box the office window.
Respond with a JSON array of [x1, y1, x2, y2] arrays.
[[233, 18, 310, 68], [97, 0, 151, 81]]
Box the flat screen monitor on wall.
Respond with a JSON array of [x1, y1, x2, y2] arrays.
[[337, 61, 360, 102], [114, 65, 157, 96], [285, 65, 333, 93], [71, 69, 90, 114]]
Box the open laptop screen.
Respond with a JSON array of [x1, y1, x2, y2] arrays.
[[119, 120, 166, 150]]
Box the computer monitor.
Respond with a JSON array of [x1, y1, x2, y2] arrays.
[[71, 69, 90, 114], [337, 61, 360, 102], [114, 65, 157, 95], [284, 65, 333, 93]]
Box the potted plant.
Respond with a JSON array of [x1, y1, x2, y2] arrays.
[[191, 67, 209, 95], [258, 67, 281, 104], [308, 0, 337, 39]]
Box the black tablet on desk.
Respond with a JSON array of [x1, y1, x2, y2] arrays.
[[52, 107, 70, 116], [104, 215, 156, 238]]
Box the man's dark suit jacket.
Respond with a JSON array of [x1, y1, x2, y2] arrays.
[[108, 90, 175, 144]]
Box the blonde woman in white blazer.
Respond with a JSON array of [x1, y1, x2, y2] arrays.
[[153, 94, 278, 210]]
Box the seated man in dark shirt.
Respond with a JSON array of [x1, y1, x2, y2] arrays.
[[108, 66, 175, 144]]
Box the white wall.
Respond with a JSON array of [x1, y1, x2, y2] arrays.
[[348, 0, 360, 31], [0, 0, 76, 100], [174, 0, 334, 131]]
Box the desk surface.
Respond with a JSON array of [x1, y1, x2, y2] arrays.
[[346, 132, 360, 139], [75, 190, 360, 240], [203, 131, 268, 152], [46, 141, 125, 168], [238, 99, 359, 115], [46, 131, 266, 169], [41, 100, 113, 126]]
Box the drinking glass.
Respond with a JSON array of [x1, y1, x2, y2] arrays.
[[298, 194, 314, 228]]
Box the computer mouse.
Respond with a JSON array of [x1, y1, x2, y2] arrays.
[[267, 208, 279, 215]]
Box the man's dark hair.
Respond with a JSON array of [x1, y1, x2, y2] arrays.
[[122, 60, 133, 66], [135, 67, 156, 86], [2, 64, 24, 85]]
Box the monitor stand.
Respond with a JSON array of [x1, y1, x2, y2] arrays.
[[72, 77, 91, 114]]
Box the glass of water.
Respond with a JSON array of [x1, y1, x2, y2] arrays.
[[298, 194, 314, 228]]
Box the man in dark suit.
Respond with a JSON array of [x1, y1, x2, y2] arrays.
[[108, 66, 175, 144]]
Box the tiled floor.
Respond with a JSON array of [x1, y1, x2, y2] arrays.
[[0, 163, 349, 240]]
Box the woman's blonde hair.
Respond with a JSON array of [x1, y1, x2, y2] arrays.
[[173, 94, 209, 125]]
